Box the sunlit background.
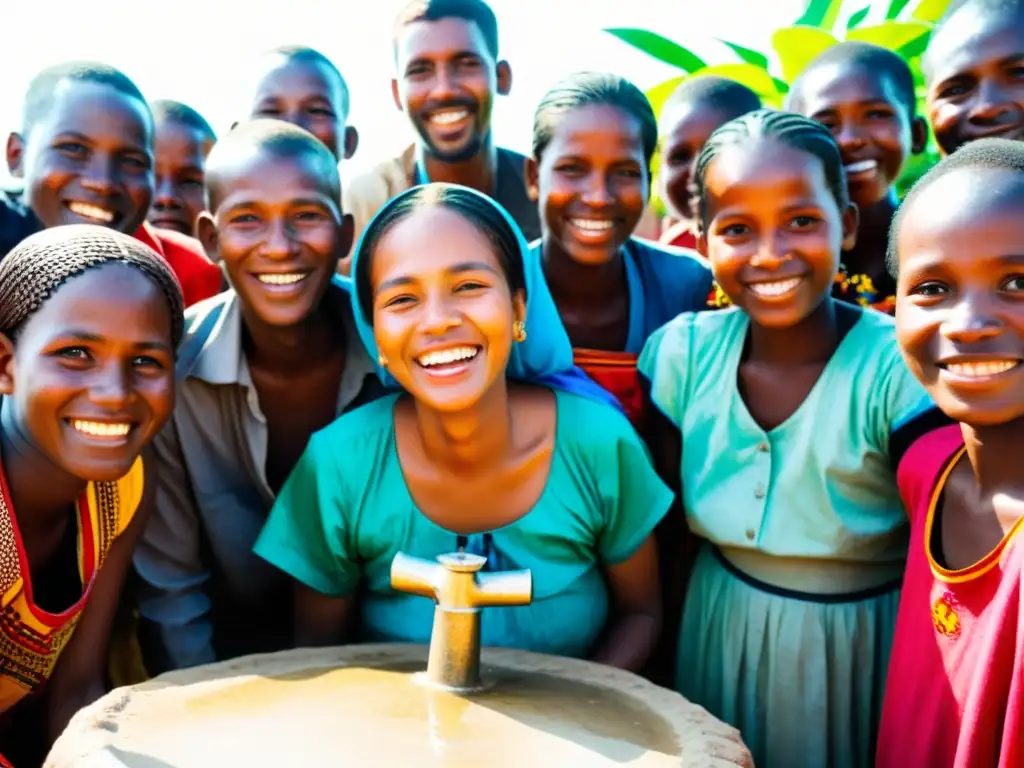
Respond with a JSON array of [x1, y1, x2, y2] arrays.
[[0, 0, 803, 186]]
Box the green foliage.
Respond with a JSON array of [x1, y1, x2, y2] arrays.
[[604, 0, 953, 208]]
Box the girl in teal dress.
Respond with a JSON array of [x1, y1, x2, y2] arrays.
[[638, 111, 946, 767], [256, 184, 671, 671]]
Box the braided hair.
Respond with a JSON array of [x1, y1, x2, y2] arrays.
[[693, 108, 848, 229], [0, 225, 185, 348]]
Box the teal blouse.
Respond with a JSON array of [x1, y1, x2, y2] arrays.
[[638, 307, 936, 567], [255, 389, 672, 658]]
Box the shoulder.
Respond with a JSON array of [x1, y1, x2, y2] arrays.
[[896, 425, 964, 519], [497, 146, 529, 170], [629, 238, 710, 278], [345, 146, 414, 202], [0, 191, 40, 257], [114, 455, 147, 527], [313, 394, 399, 454], [844, 308, 917, 382], [554, 390, 643, 455], [175, 292, 234, 377]]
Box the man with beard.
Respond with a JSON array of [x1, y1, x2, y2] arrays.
[[340, 0, 539, 273]]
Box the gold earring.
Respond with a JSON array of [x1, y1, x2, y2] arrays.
[[513, 320, 527, 343], [378, 353, 388, 367]]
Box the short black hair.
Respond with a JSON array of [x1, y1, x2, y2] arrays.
[[786, 42, 917, 120], [694, 109, 849, 229], [532, 71, 658, 168], [924, 0, 1024, 81], [262, 45, 351, 118], [393, 0, 500, 59], [887, 137, 1024, 278], [204, 119, 341, 211], [355, 183, 526, 324], [151, 100, 216, 143], [0, 224, 184, 349], [661, 76, 762, 124], [20, 61, 148, 135]]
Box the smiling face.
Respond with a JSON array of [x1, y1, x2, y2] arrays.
[[700, 138, 857, 328], [926, 14, 1024, 155], [147, 120, 213, 236], [527, 103, 648, 266], [895, 167, 1024, 426], [199, 149, 349, 330], [14, 81, 154, 234], [659, 104, 732, 222], [250, 57, 349, 160], [798, 62, 918, 209], [0, 263, 174, 482], [370, 205, 525, 412], [393, 18, 507, 163]]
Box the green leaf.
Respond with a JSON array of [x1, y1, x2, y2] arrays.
[[795, 0, 847, 31], [693, 64, 784, 100], [847, 6, 871, 28], [717, 39, 769, 70], [896, 31, 932, 59], [772, 26, 839, 82], [604, 29, 707, 72], [645, 76, 689, 118], [845, 21, 931, 51], [907, 0, 953, 23], [885, 0, 913, 19]]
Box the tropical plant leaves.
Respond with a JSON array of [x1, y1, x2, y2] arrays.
[[604, 29, 707, 73], [645, 76, 689, 117], [718, 40, 770, 70], [772, 26, 839, 82], [906, 0, 953, 23], [847, 6, 871, 28], [846, 21, 931, 50], [694, 64, 786, 101], [795, 0, 847, 30]]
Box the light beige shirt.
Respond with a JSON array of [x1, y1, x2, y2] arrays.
[[133, 283, 381, 672]]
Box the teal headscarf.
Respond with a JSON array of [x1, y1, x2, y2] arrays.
[[343, 183, 621, 410]]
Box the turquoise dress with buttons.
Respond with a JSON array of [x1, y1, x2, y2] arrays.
[[638, 306, 937, 768], [254, 388, 672, 658]]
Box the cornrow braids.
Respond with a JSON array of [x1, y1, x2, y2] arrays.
[[0, 225, 185, 348], [694, 108, 849, 229]]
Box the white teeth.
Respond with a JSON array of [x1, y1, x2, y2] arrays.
[[71, 420, 132, 438], [945, 360, 1020, 377], [67, 202, 115, 223], [256, 273, 307, 286], [748, 277, 802, 298], [570, 218, 615, 232], [844, 160, 878, 174], [429, 110, 469, 125], [417, 346, 479, 367]]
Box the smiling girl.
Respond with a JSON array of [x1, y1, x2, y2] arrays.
[[0, 225, 182, 765], [525, 72, 713, 427], [639, 111, 945, 767], [256, 183, 670, 671]]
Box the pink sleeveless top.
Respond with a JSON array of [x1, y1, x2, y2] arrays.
[[877, 425, 1024, 768]]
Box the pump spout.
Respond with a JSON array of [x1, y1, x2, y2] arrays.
[[390, 551, 532, 693]]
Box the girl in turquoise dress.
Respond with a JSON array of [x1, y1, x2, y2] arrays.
[[638, 111, 946, 767], [256, 184, 671, 671]]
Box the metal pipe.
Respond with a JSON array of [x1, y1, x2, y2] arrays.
[[390, 550, 533, 693]]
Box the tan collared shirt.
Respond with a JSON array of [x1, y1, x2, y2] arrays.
[[134, 284, 381, 673]]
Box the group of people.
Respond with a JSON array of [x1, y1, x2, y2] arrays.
[[0, 0, 1021, 766]]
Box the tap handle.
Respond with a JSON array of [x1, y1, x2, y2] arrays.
[[474, 569, 533, 608], [391, 552, 444, 599]]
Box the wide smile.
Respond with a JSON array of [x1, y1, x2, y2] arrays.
[[566, 217, 617, 245], [65, 418, 136, 444], [843, 159, 879, 179], [745, 276, 804, 301], [64, 201, 120, 226], [251, 271, 313, 295], [424, 107, 475, 139], [937, 358, 1022, 384], [414, 345, 482, 379]]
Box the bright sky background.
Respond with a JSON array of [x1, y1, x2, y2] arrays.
[[0, 0, 803, 184]]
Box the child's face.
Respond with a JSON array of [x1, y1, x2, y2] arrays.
[[11, 82, 154, 235], [198, 150, 350, 330], [895, 168, 1024, 427], [798, 64, 924, 209], [370, 206, 524, 414], [251, 59, 353, 160], [0, 264, 174, 482], [659, 104, 730, 223], [526, 104, 648, 266], [393, 18, 510, 163], [147, 120, 213, 236], [926, 15, 1024, 155], [699, 139, 857, 329]]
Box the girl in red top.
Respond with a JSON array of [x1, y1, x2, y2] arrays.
[[880, 138, 1024, 767]]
